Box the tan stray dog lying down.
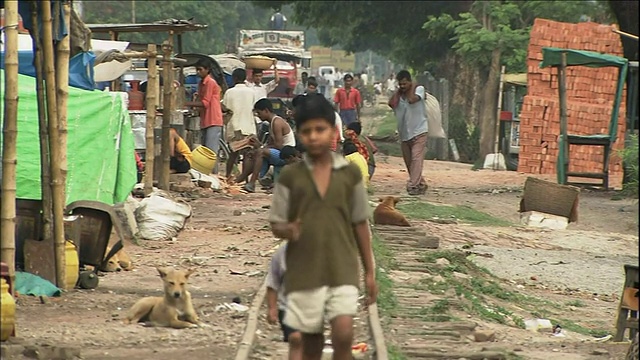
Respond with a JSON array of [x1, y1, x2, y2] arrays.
[[373, 196, 411, 227], [124, 267, 203, 329], [98, 246, 134, 272]]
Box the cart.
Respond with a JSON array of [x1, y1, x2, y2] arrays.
[[15, 199, 125, 290]]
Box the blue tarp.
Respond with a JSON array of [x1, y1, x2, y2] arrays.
[[0, 51, 96, 91], [1, 0, 96, 90]]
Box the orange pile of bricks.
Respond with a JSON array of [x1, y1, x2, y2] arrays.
[[518, 19, 627, 188]]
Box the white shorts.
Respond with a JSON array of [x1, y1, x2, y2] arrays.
[[283, 285, 359, 334]]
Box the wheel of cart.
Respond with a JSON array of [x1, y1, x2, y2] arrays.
[[65, 201, 127, 290]]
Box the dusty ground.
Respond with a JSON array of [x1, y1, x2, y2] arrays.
[[367, 101, 638, 359], [5, 194, 279, 359], [2, 105, 637, 360]]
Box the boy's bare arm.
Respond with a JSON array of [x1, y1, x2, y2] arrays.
[[270, 222, 300, 241], [354, 221, 375, 278]]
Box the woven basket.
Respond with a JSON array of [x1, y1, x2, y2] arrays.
[[521, 177, 580, 221], [244, 56, 274, 70]]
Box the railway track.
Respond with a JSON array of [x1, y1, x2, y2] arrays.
[[232, 242, 388, 360], [373, 225, 519, 360]]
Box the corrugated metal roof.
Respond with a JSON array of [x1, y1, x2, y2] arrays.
[[86, 22, 207, 34]]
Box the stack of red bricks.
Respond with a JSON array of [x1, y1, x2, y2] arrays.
[[517, 19, 627, 188]]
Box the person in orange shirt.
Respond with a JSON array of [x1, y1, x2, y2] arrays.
[[185, 60, 223, 174], [333, 74, 362, 127]]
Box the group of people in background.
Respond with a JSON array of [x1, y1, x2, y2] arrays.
[[135, 61, 427, 200]]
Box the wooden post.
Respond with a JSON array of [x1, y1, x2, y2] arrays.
[[41, 0, 66, 289], [1, 0, 20, 280], [56, 0, 71, 206], [159, 38, 174, 190], [144, 44, 158, 196], [493, 65, 506, 154], [31, 1, 54, 270], [558, 52, 568, 185]]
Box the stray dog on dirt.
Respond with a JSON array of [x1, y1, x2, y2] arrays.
[[98, 246, 134, 272], [373, 196, 411, 227], [124, 267, 204, 329]]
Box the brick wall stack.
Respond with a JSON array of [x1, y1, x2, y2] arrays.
[[517, 19, 627, 189]]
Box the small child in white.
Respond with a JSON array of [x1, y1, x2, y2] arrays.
[[266, 242, 302, 360]]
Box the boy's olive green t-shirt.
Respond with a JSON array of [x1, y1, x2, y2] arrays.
[[268, 152, 370, 294]]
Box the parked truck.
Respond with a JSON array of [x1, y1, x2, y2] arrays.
[[237, 29, 307, 99]]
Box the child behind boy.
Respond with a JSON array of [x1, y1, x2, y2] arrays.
[[266, 242, 302, 360], [343, 141, 369, 189], [269, 93, 378, 360]]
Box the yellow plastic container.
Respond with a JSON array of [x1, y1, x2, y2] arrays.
[[65, 241, 80, 290], [191, 145, 217, 174], [0, 278, 16, 341]]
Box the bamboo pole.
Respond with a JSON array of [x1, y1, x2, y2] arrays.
[[1, 0, 20, 281], [31, 1, 54, 268], [144, 44, 158, 196], [54, 1, 71, 290], [56, 2, 71, 190], [41, 0, 66, 289], [159, 39, 174, 190]]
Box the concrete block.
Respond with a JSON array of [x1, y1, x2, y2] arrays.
[[169, 173, 192, 184], [113, 195, 140, 241], [520, 211, 569, 230]]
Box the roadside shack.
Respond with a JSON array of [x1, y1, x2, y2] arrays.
[[86, 20, 207, 191]]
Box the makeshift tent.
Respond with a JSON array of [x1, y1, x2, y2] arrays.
[[0, 50, 95, 91], [540, 47, 628, 188], [0, 70, 137, 205]]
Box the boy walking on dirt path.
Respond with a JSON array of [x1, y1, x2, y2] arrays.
[[388, 70, 428, 196], [266, 242, 303, 360], [269, 93, 378, 360]]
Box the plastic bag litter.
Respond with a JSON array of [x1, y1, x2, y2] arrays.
[[189, 169, 221, 190], [135, 190, 192, 241], [215, 302, 249, 312]]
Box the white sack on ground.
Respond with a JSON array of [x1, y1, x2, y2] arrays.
[[135, 190, 192, 241]]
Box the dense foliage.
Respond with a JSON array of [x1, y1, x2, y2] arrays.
[[82, 1, 320, 54]]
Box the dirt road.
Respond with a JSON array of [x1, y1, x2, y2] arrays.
[[2, 105, 637, 359]]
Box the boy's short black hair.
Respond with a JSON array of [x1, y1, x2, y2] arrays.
[[343, 140, 358, 155], [307, 77, 318, 87], [280, 145, 299, 160], [254, 98, 273, 112], [194, 60, 210, 70], [293, 93, 336, 128], [346, 121, 362, 135], [232, 68, 247, 82], [396, 70, 411, 81], [292, 94, 305, 108], [344, 74, 354, 81], [253, 69, 263, 75]]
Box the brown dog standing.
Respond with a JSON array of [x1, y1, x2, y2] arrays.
[[125, 267, 202, 329], [373, 196, 411, 227]]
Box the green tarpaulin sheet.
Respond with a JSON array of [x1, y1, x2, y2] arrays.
[[540, 47, 628, 69], [1, 70, 137, 205]]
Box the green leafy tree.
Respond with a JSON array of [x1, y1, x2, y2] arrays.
[[424, 0, 613, 159], [83, 1, 270, 54], [253, 1, 474, 72]]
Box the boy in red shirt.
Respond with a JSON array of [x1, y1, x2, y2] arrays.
[[185, 60, 223, 174], [333, 74, 362, 127]]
